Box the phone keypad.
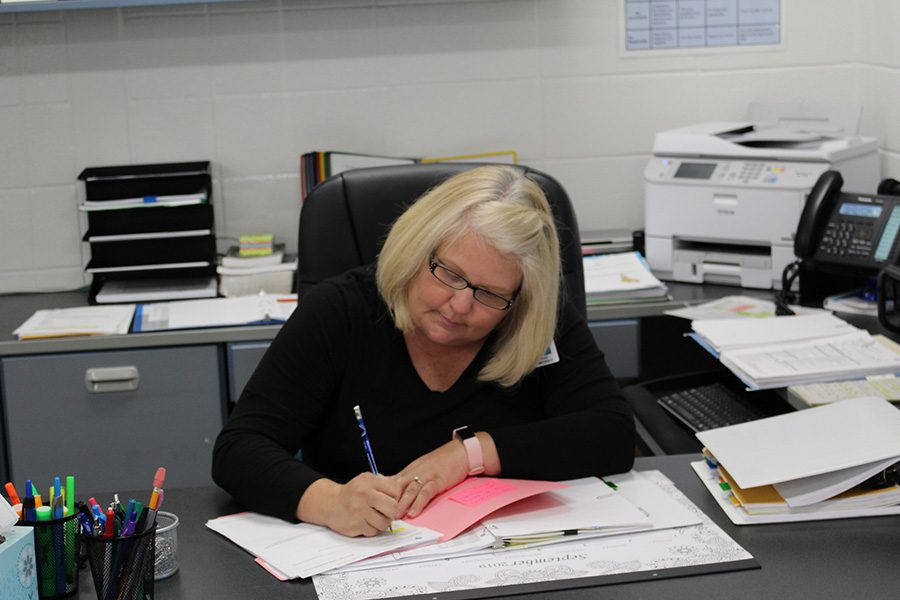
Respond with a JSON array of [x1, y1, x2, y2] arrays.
[[820, 221, 875, 258]]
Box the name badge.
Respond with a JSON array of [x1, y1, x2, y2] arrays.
[[536, 340, 560, 368]]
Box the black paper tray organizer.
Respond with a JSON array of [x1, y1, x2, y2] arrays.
[[78, 161, 217, 304]]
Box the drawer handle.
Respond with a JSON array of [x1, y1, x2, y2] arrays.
[[84, 366, 140, 393]]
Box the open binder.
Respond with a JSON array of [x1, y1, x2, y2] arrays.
[[133, 294, 297, 333]]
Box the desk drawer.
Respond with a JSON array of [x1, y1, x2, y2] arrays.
[[1, 345, 225, 492]]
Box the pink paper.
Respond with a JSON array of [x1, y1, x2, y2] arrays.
[[405, 477, 567, 541], [448, 479, 516, 507]]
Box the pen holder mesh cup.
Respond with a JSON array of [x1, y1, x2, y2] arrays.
[[153, 511, 179, 580], [19, 512, 80, 599], [81, 525, 156, 600]]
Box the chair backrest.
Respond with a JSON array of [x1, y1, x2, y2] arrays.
[[297, 163, 586, 317]]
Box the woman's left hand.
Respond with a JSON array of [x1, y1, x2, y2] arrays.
[[393, 440, 469, 519]]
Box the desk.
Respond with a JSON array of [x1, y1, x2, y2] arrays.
[[80, 454, 899, 600]]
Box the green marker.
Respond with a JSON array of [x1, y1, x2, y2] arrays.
[[65, 476, 74, 514], [36, 506, 56, 597], [65, 476, 76, 586]]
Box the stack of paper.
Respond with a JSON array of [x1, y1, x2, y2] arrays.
[[217, 244, 297, 297], [133, 294, 297, 332], [689, 313, 900, 389], [13, 305, 136, 340], [582, 251, 669, 305], [312, 471, 748, 600], [691, 396, 900, 524], [787, 375, 900, 409], [208, 475, 697, 580], [206, 514, 441, 580]]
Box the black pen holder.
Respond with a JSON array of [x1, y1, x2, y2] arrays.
[[18, 512, 80, 599], [81, 525, 157, 600]]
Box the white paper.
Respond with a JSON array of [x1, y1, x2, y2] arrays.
[[206, 513, 441, 579], [773, 455, 900, 507], [720, 331, 900, 389], [137, 294, 296, 331], [691, 313, 855, 353], [788, 375, 900, 406], [481, 477, 651, 540], [325, 525, 497, 573], [314, 471, 750, 600], [13, 304, 136, 339], [80, 193, 206, 211], [582, 252, 667, 297], [696, 396, 900, 489], [0, 496, 19, 531], [326, 472, 703, 575]]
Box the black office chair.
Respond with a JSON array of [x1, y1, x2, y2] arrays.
[[296, 163, 587, 318]]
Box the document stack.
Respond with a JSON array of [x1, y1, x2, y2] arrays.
[[207, 474, 709, 580], [217, 243, 298, 297], [582, 251, 669, 305], [692, 396, 900, 525], [13, 305, 136, 340], [689, 313, 900, 389], [133, 294, 297, 333], [78, 162, 217, 304]]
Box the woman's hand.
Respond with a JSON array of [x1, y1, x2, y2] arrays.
[[297, 474, 402, 537], [393, 440, 470, 519]]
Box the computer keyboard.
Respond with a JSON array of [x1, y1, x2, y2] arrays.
[[656, 382, 762, 432]]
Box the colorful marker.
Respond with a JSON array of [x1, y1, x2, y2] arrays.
[[4, 482, 20, 506], [65, 476, 75, 517], [148, 467, 166, 511], [23, 480, 36, 521]]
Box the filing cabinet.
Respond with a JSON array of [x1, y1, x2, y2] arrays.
[[1, 345, 226, 492]]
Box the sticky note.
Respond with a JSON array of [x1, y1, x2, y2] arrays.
[[449, 480, 516, 507]]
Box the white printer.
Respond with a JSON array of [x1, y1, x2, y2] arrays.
[[644, 103, 879, 289]]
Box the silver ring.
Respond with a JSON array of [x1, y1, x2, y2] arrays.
[[412, 476, 422, 486]]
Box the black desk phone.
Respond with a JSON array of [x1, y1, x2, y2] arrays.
[[796, 171, 900, 271]]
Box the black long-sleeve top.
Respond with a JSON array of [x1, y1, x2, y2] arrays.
[[212, 266, 635, 522]]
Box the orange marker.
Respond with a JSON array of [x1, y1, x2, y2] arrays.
[[4, 482, 20, 505]]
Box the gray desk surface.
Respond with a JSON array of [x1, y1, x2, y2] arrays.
[[79, 454, 900, 600], [0, 283, 766, 356]]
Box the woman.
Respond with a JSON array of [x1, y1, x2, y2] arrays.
[[212, 165, 635, 537]]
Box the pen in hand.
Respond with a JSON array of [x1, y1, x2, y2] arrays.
[[352, 404, 392, 532]]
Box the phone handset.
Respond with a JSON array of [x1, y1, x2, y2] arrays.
[[794, 170, 844, 259]]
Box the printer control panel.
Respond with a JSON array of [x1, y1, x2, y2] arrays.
[[645, 158, 827, 189]]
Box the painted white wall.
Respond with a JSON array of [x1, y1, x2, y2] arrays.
[[0, 0, 885, 293]]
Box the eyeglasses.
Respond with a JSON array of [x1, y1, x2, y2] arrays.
[[428, 255, 517, 311]]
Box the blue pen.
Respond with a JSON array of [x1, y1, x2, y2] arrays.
[[353, 405, 380, 474], [353, 405, 392, 532], [52, 478, 62, 518], [24, 480, 36, 521]]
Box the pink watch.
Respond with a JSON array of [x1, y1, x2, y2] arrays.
[[452, 426, 485, 476]]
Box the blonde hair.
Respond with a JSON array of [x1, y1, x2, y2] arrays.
[[377, 166, 561, 387]]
